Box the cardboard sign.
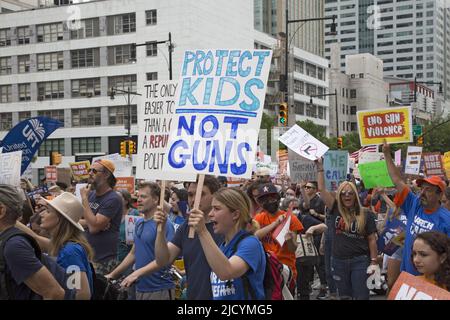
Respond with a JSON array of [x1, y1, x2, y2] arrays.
[[125, 215, 140, 244], [444, 151, 450, 179], [288, 150, 318, 183], [69, 161, 90, 181], [279, 124, 329, 161], [164, 49, 272, 179], [359, 151, 383, 164], [45, 165, 58, 183], [405, 146, 422, 175], [137, 81, 195, 182], [323, 151, 348, 192], [357, 106, 413, 146], [423, 153, 445, 178], [388, 272, 450, 300], [358, 160, 394, 189], [0, 151, 22, 186], [277, 149, 288, 177], [115, 177, 135, 194]]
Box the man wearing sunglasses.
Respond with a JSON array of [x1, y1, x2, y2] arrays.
[[80, 159, 122, 275]]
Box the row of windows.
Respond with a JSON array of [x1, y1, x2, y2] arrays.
[[0, 10, 157, 47], [293, 102, 327, 120], [0, 106, 138, 132], [293, 59, 326, 81]]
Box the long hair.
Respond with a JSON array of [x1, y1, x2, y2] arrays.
[[213, 187, 259, 234], [335, 181, 367, 234], [49, 211, 94, 262], [118, 189, 133, 209], [414, 231, 450, 290]]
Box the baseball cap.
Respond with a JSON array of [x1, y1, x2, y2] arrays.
[[257, 183, 279, 199], [416, 176, 446, 193], [0, 184, 23, 213], [96, 159, 115, 176]]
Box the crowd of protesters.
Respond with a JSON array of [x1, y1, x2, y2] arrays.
[[1, 140, 450, 300]]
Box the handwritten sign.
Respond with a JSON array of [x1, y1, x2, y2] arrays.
[[69, 161, 90, 181], [0, 151, 22, 186], [279, 125, 329, 161], [405, 146, 422, 175], [92, 154, 133, 178], [115, 177, 135, 194], [423, 153, 445, 178], [357, 106, 413, 146], [323, 151, 348, 192], [288, 150, 317, 183], [164, 49, 272, 179], [359, 151, 383, 164], [388, 272, 450, 300], [358, 160, 394, 189]]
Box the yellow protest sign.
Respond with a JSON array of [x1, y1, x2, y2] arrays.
[[443, 151, 450, 179], [357, 106, 413, 146], [69, 161, 91, 181]]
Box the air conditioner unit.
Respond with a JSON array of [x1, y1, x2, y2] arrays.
[[37, 95, 44, 101]]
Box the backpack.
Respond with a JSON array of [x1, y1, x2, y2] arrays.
[[89, 263, 126, 300], [232, 233, 284, 300]]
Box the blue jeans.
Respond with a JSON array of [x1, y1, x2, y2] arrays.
[[324, 222, 337, 294], [332, 255, 370, 300]]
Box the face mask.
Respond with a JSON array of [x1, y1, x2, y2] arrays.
[[262, 200, 279, 214]]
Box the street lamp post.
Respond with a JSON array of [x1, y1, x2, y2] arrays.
[[310, 89, 339, 145], [109, 87, 142, 139]]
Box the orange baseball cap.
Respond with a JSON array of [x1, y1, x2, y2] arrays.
[[416, 176, 446, 193], [96, 159, 115, 176]]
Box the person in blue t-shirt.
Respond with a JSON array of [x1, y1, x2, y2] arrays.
[[168, 188, 188, 233], [187, 187, 266, 300], [106, 182, 175, 300], [383, 141, 450, 276]]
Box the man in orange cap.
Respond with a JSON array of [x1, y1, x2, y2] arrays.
[[80, 159, 123, 275], [382, 141, 450, 275]]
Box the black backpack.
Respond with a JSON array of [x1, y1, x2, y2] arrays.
[[89, 263, 126, 300]]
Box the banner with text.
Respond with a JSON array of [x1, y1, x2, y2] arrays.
[[164, 49, 272, 179], [115, 177, 135, 194], [288, 150, 317, 184], [423, 153, 445, 178], [405, 146, 423, 175], [323, 150, 348, 192], [357, 106, 413, 146], [69, 161, 91, 181]]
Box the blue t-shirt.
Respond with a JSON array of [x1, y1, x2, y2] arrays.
[[85, 190, 123, 263], [133, 217, 175, 293], [57, 242, 94, 297], [401, 191, 450, 275], [211, 231, 266, 300], [171, 221, 224, 300]]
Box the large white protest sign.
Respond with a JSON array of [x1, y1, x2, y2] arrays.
[[405, 146, 422, 175], [164, 49, 272, 179], [137, 81, 195, 182], [75, 183, 88, 201], [92, 153, 132, 178], [0, 151, 22, 186], [279, 125, 329, 161], [288, 150, 317, 183]]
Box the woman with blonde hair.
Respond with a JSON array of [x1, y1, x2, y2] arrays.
[[316, 159, 378, 300], [155, 187, 266, 300], [16, 192, 94, 300]]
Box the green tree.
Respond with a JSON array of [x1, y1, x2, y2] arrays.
[[422, 116, 450, 152]]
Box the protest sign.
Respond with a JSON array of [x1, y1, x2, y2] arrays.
[[377, 218, 406, 256], [92, 153, 132, 178], [323, 151, 348, 192], [75, 183, 88, 201], [115, 177, 135, 194], [422, 153, 445, 178], [273, 214, 291, 247], [164, 49, 273, 179], [388, 272, 450, 300], [69, 161, 90, 181], [357, 106, 413, 146], [45, 165, 58, 183], [125, 215, 140, 244], [444, 151, 450, 179], [359, 151, 383, 164], [358, 160, 394, 189], [279, 125, 329, 161], [277, 149, 288, 177], [0, 151, 22, 186], [255, 161, 278, 176], [288, 150, 318, 183], [395, 149, 402, 167], [137, 81, 195, 182], [405, 146, 422, 175]]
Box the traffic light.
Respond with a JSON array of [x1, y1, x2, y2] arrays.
[[279, 103, 288, 126], [120, 141, 127, 157], [337, 137, 343, 149], [50, 151, 62, 165], [417, 135, 423, 146], [128, 140, 137, 154]]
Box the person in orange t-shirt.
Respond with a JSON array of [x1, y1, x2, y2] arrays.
[[254, 183, 303, 294]]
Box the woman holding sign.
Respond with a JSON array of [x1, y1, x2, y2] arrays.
[[316, 159, 378, 300]]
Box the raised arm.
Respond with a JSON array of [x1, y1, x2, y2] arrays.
[[316, 158, 336, 209], [382, 140, 407, 193]]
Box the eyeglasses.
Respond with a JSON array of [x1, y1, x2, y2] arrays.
[[305, 186, 314, 189], [89, 168, 104, 174], [340, 191, 355, 197]]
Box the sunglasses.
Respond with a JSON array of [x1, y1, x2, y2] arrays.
[[89, 168, 104, 174], [305, 186, 315, 189], [340, 191, 355, 197]]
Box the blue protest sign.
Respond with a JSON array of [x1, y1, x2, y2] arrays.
[[323, 150, 348, 191], [0, 117, 63, 174], [377, 217, 406, 256], [164, 49, 272, 179]]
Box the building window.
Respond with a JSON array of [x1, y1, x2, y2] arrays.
[[0, 113, 12, 130], [38, 109, 65, 126], [317, 67, 325, 81], [318, 106, 326, 120], [37, 81, 64, 100], [0, 57, 11, 75], [306, 84, 316, 96], [294, 102, 304, 115], [38, 139, 65, 157], [17, 26, 31, 45], [0, 85, 12, 103], [18, 84, 31, 101], [350, 106, 357, 115], [0, 28, 11, 47], [71, 78, 101, 98], [359, 73, 364, 78], [306, 104, 317, 118], [146, 72, 158, 81], [109, 105, 137, 125], [70, 18, 100, 39], [146, 10, 157, 25], [36, 23, 64, 43], [351, 122, 358, 131], [71, 48, 100, 68], [108, 75, 137, 93], [107, 13, 136, 35], [350, 89, 357, 99], [294, 80, 304, 94], [18, 111, 31, 122], [294, 59, 304, 73], [18, 55, 30, 73], [305, 63, 317, 78], [37, 52, 64, 71], [146, 43, 158, 57], [72, 108, 101, 127], [108, 45, 136, 65], [72, 137, 101, 154]]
